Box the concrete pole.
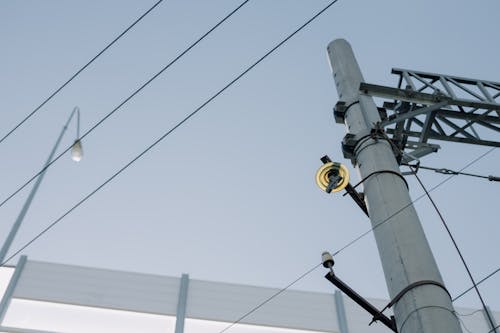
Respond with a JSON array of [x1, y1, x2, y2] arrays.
[[327, 39, 462, 333]]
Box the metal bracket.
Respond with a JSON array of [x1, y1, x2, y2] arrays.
[[341, 129, 374, 162], [359, 70, 500, 149], [344, 183, 368, 216], [325, 272, 398, 332], [334, 101, 359, 123], [380, 101, 449, 127], [341, 127, 396, 163], [319, 155, 368, 216], [400, 141, 440, 163], [334, 100, 387, 124]]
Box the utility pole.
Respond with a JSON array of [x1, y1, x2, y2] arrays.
[[326, 39, 463, 332]]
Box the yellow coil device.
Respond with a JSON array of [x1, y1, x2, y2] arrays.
[[315, 162, 350, 193]]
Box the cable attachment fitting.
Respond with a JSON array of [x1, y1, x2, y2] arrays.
[[322, 251, 335, 275], [316, 156, 369, 216]]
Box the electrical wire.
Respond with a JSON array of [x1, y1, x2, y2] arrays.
[[453, 266, 500, 302], [211, 123, 496, 333], [332, 147, 496, 256], [455, 313, 474, 333], [0, 3, 340, 332], [454, 309, 483, 317], [489, 324, 500, 333], [217, 146, 496, 333], [403, 164, 500, 182], [0, 0, 250, 212], [218, 264, 322, 333], [381, 132, 498, 331], [3, 2, 496, 330], [0, 0, 166, 146], [191, 147, 495, 333], [411, 170, 495, 330], [397, 305, 458, 333], [0, 0, 341, 266]]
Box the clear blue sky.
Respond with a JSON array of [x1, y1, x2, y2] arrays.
[[0, 0, 498, 313]]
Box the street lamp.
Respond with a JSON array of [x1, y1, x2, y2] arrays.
[[70, 107, 83, 162], [0, 106, 83, 263]]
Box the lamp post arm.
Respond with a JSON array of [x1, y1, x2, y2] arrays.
[[0, 107, 78, 263]]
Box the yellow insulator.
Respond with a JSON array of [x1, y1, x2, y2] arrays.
[[315, 162, 350, 193]]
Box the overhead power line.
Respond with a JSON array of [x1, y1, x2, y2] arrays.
[[403, 164, 500, 182], [218, 264, 322, 333], [382, 132, 497, 331], [0, 0, 166, 146], [0, 0, 250, 213], [0, 0, 340, 266], [214, 147, 497, 333], [411, 167, 497, 330], [219, 148, 496, 333], [331, 147, 496, 256], [453, 266, 500, 302], [1, 132, 493, 333], [2, 1, 496, 329]]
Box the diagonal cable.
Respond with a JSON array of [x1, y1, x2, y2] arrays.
[[410, 168, 496, 329], [0, 0, 166, 145], [380, 131, 497, 330], [331, 147, 495, 256], [0, 0, 250, 212], [214, 147, 496, 333], [453, 266, 500, 302], [218, 264, 322, 333], [0, 0, 340, 265], [403, 164, 499, 182], [216, 145, 496, 333]]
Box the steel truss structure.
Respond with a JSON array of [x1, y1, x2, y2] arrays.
[[359, 68, 500, 162]]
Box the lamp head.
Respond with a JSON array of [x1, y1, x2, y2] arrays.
[[71, 139, 83, 162]]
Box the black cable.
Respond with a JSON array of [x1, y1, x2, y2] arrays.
[[397, 305, 458, 333], [455, 313, 474, 333], [0, 0, 250, 212], [404, 164, 499, 182], [381, 132, 497, 331], [0, 0, 166, 146], [490, 324, 500, 333], [414, 170, 497, 330], [4, 2, 496, 329], [0, 0, 340, 266], [332, 147, 495, 256], [454, 309, 483, 317], [191, 147, 496, 333], [218, 264, 322, 333], [453, 266, 500, 302]]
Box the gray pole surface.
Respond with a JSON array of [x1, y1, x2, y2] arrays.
[[327, 39, 462, 333]]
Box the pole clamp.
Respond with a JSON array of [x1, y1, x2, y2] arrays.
[[384, 280, 451, 312], [333, 100, 359, 123], [334, 100, 388, 124], [342, 127, 393, 164]]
